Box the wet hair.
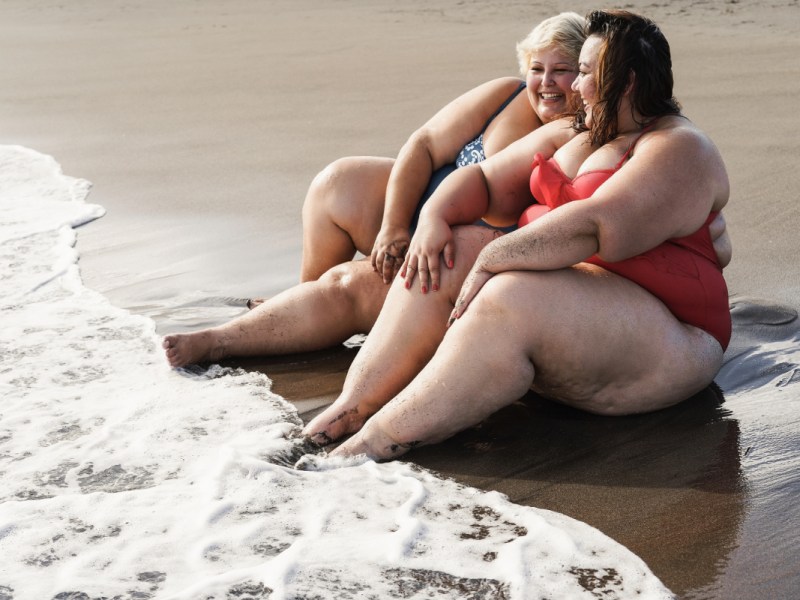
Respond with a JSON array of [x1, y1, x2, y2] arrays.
[[516, 12, 586, 77], [578, 10, 682, 146]]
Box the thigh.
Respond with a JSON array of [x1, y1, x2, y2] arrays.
[[440, 224, 505, 297], [323, 156, 395, 253], [474, 263, 724, 415]]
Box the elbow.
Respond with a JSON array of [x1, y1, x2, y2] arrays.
[[403, 129, 436, 165], [594, 242, 625, 263], [592, 223, 628, 263], [594, 222, 662, 263], [595, 236, 638, 263]]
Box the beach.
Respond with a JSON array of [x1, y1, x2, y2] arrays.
[[1, 0, 799, 598]]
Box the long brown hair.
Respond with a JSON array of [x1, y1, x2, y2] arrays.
[[577, 10, 681, 146]]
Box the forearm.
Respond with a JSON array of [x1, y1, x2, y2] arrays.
[[382, 137, 438, 229], [477, 204, 599, 274]]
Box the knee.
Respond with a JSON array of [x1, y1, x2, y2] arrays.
[[319, 263, 385, 325], [317, 262, 374, 306], [317, 262, 354, 295], [468, 272, 540, 318], [303, 157, 355, 216], [463, 271, 567, 343]]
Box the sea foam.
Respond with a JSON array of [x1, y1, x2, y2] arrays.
[[0, 145, 674, 599]]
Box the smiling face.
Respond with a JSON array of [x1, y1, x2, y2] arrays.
[[525, 46, 579, 123], [572, 35, 603, 127]]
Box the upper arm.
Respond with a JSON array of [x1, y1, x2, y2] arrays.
[[480, 119, 575, 223], [411, 77, 527, 167], [587, 126, 729, 262]]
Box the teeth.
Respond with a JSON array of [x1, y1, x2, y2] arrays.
[[540, 93, 563, 100]]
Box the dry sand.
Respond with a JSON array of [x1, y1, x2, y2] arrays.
[[1, 0, 799, 597]]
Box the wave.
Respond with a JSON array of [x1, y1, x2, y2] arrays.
[[0, 145, 674, 599]]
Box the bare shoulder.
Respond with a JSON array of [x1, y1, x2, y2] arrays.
[[472, 76, 526, 97], [486, 76, 527, 89], [641, 116, 723, 160], [422, 77, 527, 164], [429, 77, 526, 121], [637, 115, 729, 208]]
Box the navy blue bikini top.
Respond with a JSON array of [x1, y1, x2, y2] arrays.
[[455, 81, 526, 167]]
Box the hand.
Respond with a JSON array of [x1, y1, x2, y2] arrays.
[[371, 225, 410, 284], [400, 216, 455, 293], [448, 262, 494, 326]]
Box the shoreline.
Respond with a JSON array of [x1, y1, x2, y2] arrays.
[[2, 1, 799, 597], [0, 1, 798, 317]]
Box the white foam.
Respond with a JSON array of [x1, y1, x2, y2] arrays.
[[0, 145, 674, 599]]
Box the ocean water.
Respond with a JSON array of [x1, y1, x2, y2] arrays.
[[0, 145, 678, 599]]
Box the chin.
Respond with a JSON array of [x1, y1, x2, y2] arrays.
[[538, 106, 565, 122]]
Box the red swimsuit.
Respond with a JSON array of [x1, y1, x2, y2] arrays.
[[518, 144, 731, 350]]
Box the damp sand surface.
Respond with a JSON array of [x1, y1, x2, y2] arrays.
[[1, 1, 799, 598]]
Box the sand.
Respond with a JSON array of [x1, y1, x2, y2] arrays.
[[1, 0, 799, 597]]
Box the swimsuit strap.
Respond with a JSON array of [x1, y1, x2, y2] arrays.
[[613, 119, 660, 169], [480, 81, 527, 133]]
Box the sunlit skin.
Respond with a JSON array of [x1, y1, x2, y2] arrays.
[[318, 30, 730, 461], [573, 36, 602, 126], [162, 41, 591, 370], [164, 33, 731, 431], [299, 38, 584, 284], [163, 37, 731, 372], [526, 49, 579, 122]]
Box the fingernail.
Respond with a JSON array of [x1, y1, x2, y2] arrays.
[[405, 280, 411, 289], [433, 284, 439, 292], [448, 260, 454, 268], [421, 286, 428, 294]]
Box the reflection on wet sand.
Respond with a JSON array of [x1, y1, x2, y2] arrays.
[[244, 351, 746, 597], [237, 298, 800, 599], [410, 385, 746, 598]]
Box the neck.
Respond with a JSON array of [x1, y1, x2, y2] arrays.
[[616, 103, 646, 136]]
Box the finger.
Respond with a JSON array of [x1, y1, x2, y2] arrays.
[[386, 241, 409, 275], [454, 270, 492, 320], [417, 256, 430, 294], [443, 240, 455, 270], [446, 307, 458, 328], [457, 278, 479, 315], [428, 252, 441, 293], [381, 253, 395, 284], [396, 240, 409, 261], [403, 256, 418, 289], [370, 247, 380, 271]]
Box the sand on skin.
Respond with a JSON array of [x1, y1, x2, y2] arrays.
[[0, 0, 799, 597]]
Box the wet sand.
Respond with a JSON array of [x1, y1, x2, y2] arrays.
[[2, 0, 799, 597]]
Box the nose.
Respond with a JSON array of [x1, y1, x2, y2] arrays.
[[571, 77, 579, 92], [542, 68, 555, 86]]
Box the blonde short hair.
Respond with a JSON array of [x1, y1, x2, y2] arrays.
[[516, 12, 586, 76]]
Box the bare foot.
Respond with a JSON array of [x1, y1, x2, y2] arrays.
[[162, 330, 227, 368], [331, 421, 419, 461], [302, 401, 375, 446]]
